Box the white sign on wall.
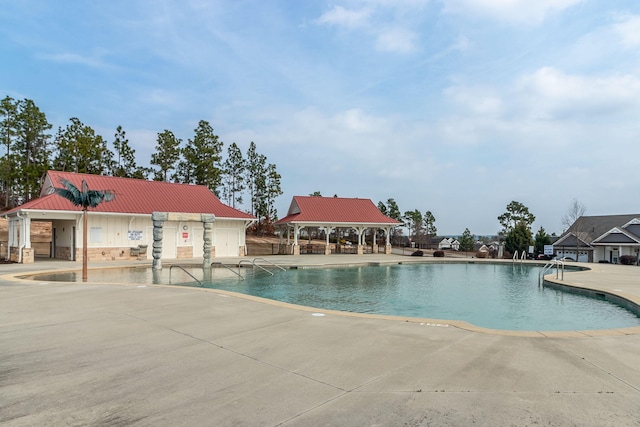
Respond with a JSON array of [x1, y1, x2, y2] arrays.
[[544, 245, 554, 255], [128, 230, 143, 241]]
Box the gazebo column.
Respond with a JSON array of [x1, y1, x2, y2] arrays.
[[292, 224, 301, 255], [384, 226, 393, 254], [356, 226, 367, 255], [371, 229, 378, 254], [323, 226, 334, 255]]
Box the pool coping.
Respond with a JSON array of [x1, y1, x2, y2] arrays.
[[3, 256, 640, 338]]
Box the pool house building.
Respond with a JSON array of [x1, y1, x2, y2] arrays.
[[275, 196, 402, 255], [1, 171, 256, 264]]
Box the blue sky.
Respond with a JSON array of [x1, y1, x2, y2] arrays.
[[2, 0, 639, 235]]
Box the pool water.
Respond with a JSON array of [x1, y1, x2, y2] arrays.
[[31, 263, 640, 331], [205, 263, 640, 331]]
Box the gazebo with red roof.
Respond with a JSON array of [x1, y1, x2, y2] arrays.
[[275, 196, 401, 255], [1, 171, 255, 264]]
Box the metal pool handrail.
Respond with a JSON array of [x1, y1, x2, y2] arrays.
[[169, 265, 203, 286], [252, 258, 287, 271], [538, 259, 564, 286], [239, 259, 273, 275], [211, 262, 244, 280]]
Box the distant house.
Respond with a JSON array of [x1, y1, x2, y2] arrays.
[[554, 214, 640, 263], [275, 196, 401, 255], [1, 171, 255, 263], [438, 237, 459, 250]]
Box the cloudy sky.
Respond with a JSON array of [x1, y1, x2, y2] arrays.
[[1, 0, 639, 235]]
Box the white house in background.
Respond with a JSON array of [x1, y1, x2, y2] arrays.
[[437, 237, 460, 251], [1, 171, 255, 263], [554, 214, 640, 263]]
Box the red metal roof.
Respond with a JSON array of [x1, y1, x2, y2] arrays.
[[276, 196, 401, 225], [4, 171, 255, 220]]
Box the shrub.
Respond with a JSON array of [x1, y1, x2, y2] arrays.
[[619, 255, 637, 265], [476, 251, 488, 258], [503, 251, 512, 259], [433, 250, 445, 257], [411, 250, 424, 257]]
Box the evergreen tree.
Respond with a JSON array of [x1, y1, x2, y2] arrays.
[[14, 99, 52, 202], [498, 201, 536, 234], [151, 130, 181, 182], [176, 120, 223, 193], [112, 126, 147, 179], [505, 221, 533, 255], [53, 118, 114, 175], [386, 198, 403, 245], [0, 96, 19, 207], [377, 201, 388, 215], [245, 141, 265, 217], [403, 209, 423, 247], [386, 199, 401, 219], [534, 227, 551, 255], [460, 228, 474, 252], [264, 162, 282, 222], [424, 210, 437, 248], [222, 142, 245, 208]]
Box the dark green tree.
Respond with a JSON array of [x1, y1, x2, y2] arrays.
[[151, 130, 181, 182], [460, 228, 474, 253], [176, 120, 223, 193], [386, 198, 403, 245], [424, 210, 437, 249], [112, 126, 148, 179], [265, 163, 282, 222], [0, 96, 18, 207], [54, 178, 115, 281], [403, 209, 423, 247], [15, 99, 52, 202], [53, 118, 114, 175], [245, 141, 265, 217], [505, 221, 533, 255], [498, 201, 536, 234], [534, 226, 551, 255], [377, 201, 388, 215], [221, 142, 245, 208]]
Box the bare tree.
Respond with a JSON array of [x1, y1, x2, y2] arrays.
[[561, 198, 587, 261]]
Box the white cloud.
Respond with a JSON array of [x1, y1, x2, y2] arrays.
[[315, 5, 372, 28], [375, 28, 417, 53], [515, 67, 640, 119], [315, 2, 422, 53], [441, 0, 586, 24], [613, 14, 640, 47], [37, 51, 112, 69]]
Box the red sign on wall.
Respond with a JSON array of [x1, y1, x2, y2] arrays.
[[182, 232, 189, 239]]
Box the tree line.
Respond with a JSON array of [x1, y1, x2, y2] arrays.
[[0, 96, 283, 232], [377, 198, 557, 257]]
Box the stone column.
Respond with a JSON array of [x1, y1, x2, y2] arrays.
[[151, 212, 168, 271], [201, 214, 215, 269]]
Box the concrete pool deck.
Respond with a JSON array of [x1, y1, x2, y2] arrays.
[[1, 256, 639, 425]]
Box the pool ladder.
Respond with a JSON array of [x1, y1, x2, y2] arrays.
[[212, 262, 245, 280], [169, 265, 204, 286], [238, 258, 288, 276], [538, 259, 564, 286]]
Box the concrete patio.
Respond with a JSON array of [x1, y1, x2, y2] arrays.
[[1, 256, 639, 426]]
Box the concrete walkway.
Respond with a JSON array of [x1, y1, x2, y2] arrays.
[[1, 256, 639, 426]]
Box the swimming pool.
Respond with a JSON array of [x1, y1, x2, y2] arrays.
[[30, 262, 640, 331]]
